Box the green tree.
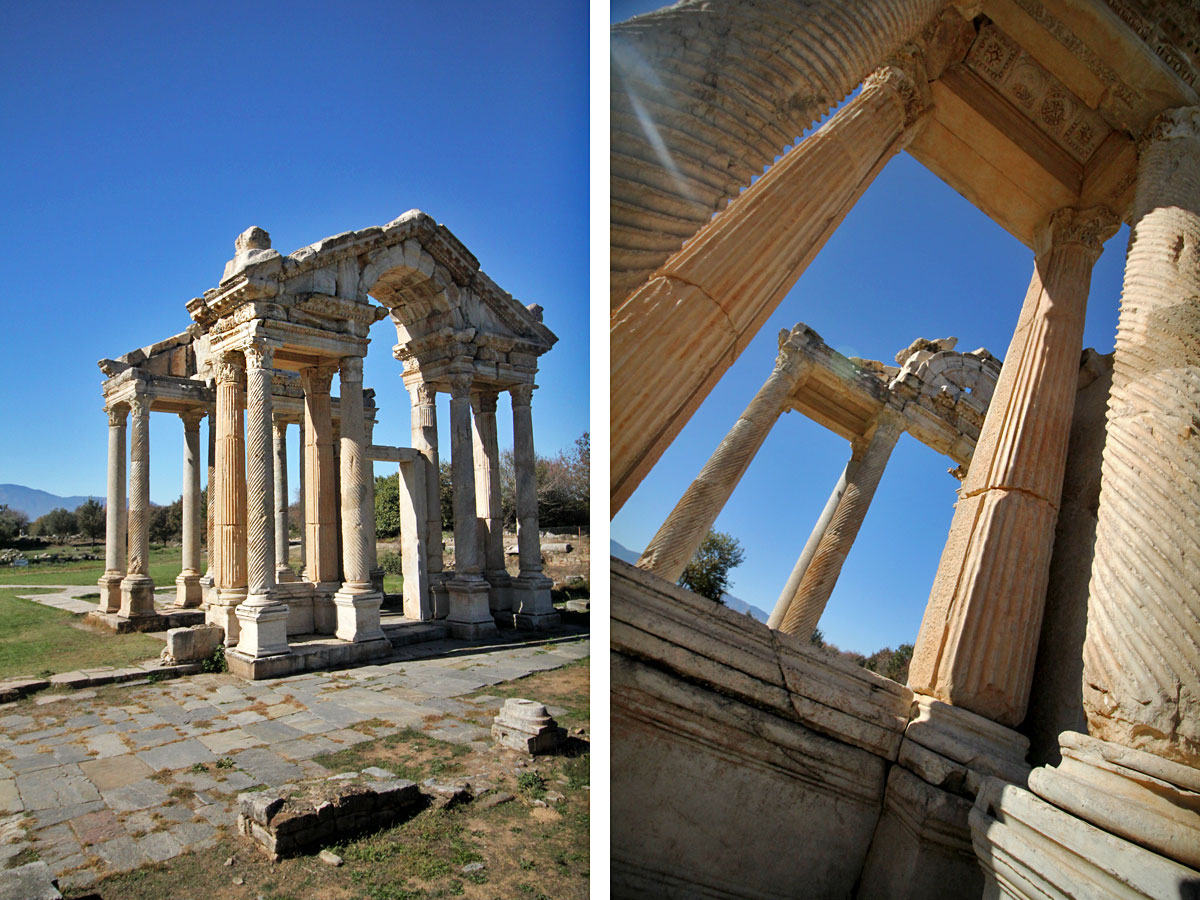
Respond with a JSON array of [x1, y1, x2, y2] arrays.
[[148, 499, 183, 544], [439, 459, 454, 531], [678, 529, 745, 603], [32, 507, 78, 539], [75, 499, 106, 546], [810, 626, 826, 649], [0, 505, 28, 545], [375, 472, 402, 539]]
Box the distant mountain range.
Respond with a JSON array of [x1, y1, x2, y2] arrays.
[[610, 538, 770, 623], [0, 485, 104, 520]]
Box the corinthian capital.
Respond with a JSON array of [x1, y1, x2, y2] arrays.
[[179, 409, 207, 430], [471, 391, 499, 415], [448, 374, 473, 399], [301, 365, 337, 395], [510, 384, 535, 408], [1036, 206, 1120, 259], [410, 382, 437, 407], [339, 356, 364, 383], [1139, 106, 1200, 154], [216, 353, 245, 385], [864, 45, 932, 133], [106, 405, 128, 427], [242, 341, 276, 371]]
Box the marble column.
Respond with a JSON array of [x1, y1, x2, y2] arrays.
[[297, 418, 307, 581], [776, 409, 905, 638], [234, 342, 289, 660], [612, 54, 933, 514], [174, 409, 205, 608], [510, 383, 558, 630], [445, 373, 496, 638], [303, 364, 340, 633], [638, 331, 814, 584], [768, 460, 851, 630], [365, 412, 384, 594], [1080, 108, 1200, 769], [119, 394, 155, 619], [909, 205, 1120, 727], [199, 404, 216, 606], [472, 390, 510, 611], [97, 404, 128, 613], [407, 381, 444, 617], [332, 357, 385, 643], [208, 355, 248, 644], [273, 420, 295, 583]]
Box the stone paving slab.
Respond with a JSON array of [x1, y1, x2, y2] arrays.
[[0, 630, 588, 888]]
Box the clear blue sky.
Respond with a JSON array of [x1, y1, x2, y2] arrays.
[[609, 1, 1130, 656], [0, 1, 588, 506]]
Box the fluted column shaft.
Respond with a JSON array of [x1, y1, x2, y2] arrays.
[[215, 358, 247, 593], [297, 418, 306, 579], [408, 382, 444, 578], [203, 406, 216, 586], [174, 410, 205, 608], [777, 410, 904, 637], [612, 58, 933, 513], [472, 391, 506, 577], [98, 406, 127, 613], [126, 397, 150, 578], [610, 0, 945, 306], [449, 375, 483, 577], [337, 358, 372, 589], [273, 421, 294, 581], [910, 205, 1119, 727], [302, 366, 339, 585], [365, 414, 382, 592], [511, 384, 543, 578], [1082, 108, 1200, 768], [638, 336, 813, 583]]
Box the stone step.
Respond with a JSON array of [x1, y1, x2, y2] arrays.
[[381, 620, 449, 649]]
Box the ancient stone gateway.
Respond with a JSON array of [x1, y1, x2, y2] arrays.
[[95, 211, 558, 679], [612, 1, 1200, 897]]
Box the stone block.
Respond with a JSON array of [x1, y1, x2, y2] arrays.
[[161, 624, 224, 665], [492, 698, 566, 755], [0, 861, 62, 900]]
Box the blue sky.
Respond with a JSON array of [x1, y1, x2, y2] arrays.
[[0, 0, 588, 506], [608, 1, 1130, 656]]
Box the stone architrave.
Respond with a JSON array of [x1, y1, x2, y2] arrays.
[[610, 0, 947, 306], [472, 390, 511, 611], [611, 52, 934, 513], [1081, 108, 1200, 769], [273, 420, 296, 583], [407, 381, 446, 616], [444, 374, 497, 639], [777, 408, 905, 638], [909, 205, 1120, 727], [302, 364, 340, 629], [637, 330, 815, 584], [332, 356, 385, 643], [208, 355, 248, 644], [510, 383, 558, 630], [199, 405, 216, 606], [234, 342, 290, 660], [98, 404, 128, 614], [119, 394, 155, 619], [174, 409, 206, 608]]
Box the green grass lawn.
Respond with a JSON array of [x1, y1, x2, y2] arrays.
[[0, 588, 165, 680], [0, 546, 189, 587]]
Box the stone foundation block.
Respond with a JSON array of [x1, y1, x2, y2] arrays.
[[174, 572, 202, 608], [0, 861, 62, 900], [160, 623, 225, 665], [446, 577, 498, 640], [333, 587, 385, 643], [492, 698, 566, 755]]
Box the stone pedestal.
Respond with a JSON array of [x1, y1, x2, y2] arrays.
[[512, 574, 558, 631], [492, 699, 566, 754], [119, 396, 156, 620], [445, 576, 497, 640]]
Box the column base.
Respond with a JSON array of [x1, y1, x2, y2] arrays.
[[310, 581, 342, 634], [511, 574, 559, 630], [234, 598, 291, 659], [445, 576, 497, 640], [118, 574, 156, 620], [275, 565, 298, 584], [207, 587, 247, 646], [485, 570, 513, 612], [369, 566, 385, 595], [332, 585, 385, 643], [430, 574, 450, 620], [97, 572, 124, 614], [174, 572, 202, 608], [198, 573, 214, 609]]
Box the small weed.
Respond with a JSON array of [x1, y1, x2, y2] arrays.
[[516, 771, 546, 799], [519, 858, 536, 870], [36, 669, 53, 679], [202, 644, 227, 674], [190, 762, 208, 773], [168, 786, 195, 802], [563, 755, 589, 789], [215, 756, 235, 769], [146, 671, 165, 684]]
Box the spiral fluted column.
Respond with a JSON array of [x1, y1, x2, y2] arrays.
[[98, 405, 127, 614], [909, 205, 1120, 727], [1082, 108, 1200, 769], [174, 409, 205, 608], [777, 409, 905, 638], [208, 355, 248, 644], [611, 0, 946, 306], [119, 394, 155, 619], [612, 56, 933, 513], [332, 356, 384, 643], [637, 331, 815, 583]]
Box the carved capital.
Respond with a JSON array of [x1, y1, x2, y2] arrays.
[[872, 406, 907, 443], [471, 391, 499, 416], [448, 374, 473, 400], [339, 356, 364, 383], [179, 409, 207, 431], [216, 354, 245, 385], [301, 365, 337, 396], [409, 382, 437, 407], [105, 405, 128, 427], [129, 395, 150, 419], [510, 384, 535, 408], [1036, 205, 1120, 258], [1139, 106, 1200, 155], [865, 46, 932, 132], [242, 341, 276, 370]]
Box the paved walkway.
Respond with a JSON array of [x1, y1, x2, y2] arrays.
[[3, 585, 102, 618], [0, 628, 589, 893]]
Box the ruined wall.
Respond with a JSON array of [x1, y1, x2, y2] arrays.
[[1020, 350, 1113, 767]]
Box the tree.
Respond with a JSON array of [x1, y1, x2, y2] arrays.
[[148, 498, 183, 544], [0, 505, 28, 545], [375, 472, 402, 539], [810, 626, 826, 649], [76, 499, 106, 546], [32, 507, 78, 540], [678, 529, 744, 602]]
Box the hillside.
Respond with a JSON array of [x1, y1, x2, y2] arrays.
[[0, 485, 103, 520]]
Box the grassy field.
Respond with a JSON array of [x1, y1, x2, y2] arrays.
[[0, 546, 190, 587], [0, 589, 165, 680]]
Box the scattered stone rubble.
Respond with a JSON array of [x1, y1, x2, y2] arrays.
[[492, 699, 567, 754]]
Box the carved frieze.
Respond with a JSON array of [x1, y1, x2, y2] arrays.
[[1103, 0, 1199, 89]]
